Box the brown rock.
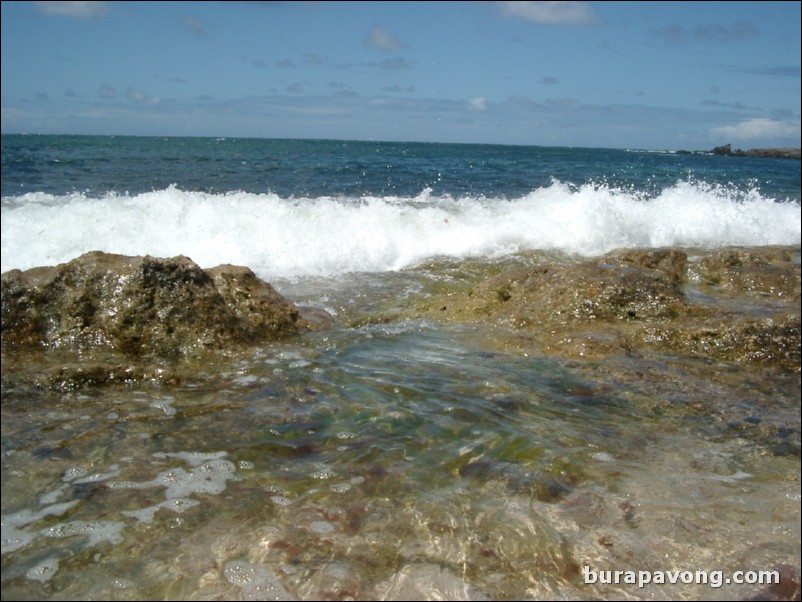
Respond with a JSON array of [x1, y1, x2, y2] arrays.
[[1, 251, 307, 359], [431, 249, 689, 328], [691, 247, 801, 298], [422, 247, 800, 371]]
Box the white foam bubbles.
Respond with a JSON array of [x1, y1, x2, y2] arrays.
[[26, 557, 60, 583], [40, 520, 125, 547], [1, 501, 80, 555], [2, 182, 799, 280], [108, 457, 236, 499], [107, 451, 236, 523], [224, 560, 295, 601]]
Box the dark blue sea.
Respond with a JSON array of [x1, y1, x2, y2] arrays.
[[1, 134, 800, 601]]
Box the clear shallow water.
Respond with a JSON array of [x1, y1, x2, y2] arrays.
[[1, 320, 799, 600], [1, 135, 800, 600]]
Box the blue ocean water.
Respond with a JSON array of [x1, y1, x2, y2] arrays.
[[3, 134, 801, 199], [2, 134, 800, 279]]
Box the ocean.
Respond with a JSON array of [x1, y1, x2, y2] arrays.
[[1, 134, 800, 600]]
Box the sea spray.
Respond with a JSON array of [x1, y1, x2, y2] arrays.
[[3, 180, 799, 280]]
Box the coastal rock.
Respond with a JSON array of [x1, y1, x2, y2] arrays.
[[710, 144, 801, 159], [1, 251, 307, 360], [422, 247, 801, 371], [428, 249, 691, 328], [638, 313, 801, 368], [690, 247, 801, 298]]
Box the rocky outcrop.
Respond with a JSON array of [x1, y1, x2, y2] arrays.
[[710, 144, 801, 159], [1, 252, 307, 360], [690, 246, 801, 297], [420, 247, 801, 372]]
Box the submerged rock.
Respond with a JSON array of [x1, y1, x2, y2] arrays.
[[1, 251, 310, 360]]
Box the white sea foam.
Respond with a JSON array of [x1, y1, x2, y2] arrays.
[[2, 181, 799, 281]]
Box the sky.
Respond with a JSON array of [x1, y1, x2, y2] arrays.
[[1, 1, 800, 150]]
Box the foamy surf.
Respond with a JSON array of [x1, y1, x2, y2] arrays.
[[2, 180, 799, 280]]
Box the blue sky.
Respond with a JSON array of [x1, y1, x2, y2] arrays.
[[1, 1, 800, 149]]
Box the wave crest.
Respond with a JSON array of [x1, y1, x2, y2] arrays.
[[2, 180, 800, 280]]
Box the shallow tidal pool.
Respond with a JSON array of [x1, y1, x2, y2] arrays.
[[2, 318, 800, 600]]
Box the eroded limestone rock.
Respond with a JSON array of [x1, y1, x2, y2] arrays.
[[1, 252, 307, 360], [421, 247, 800, 371]]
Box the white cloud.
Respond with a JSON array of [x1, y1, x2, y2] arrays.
[[364, 25, 404, 51], [126, 87, 160, 105], [711, 118, 800, 141], [33, 1, 109, 19], [657, 21, 759, 45], [468, 97, 487, 111], [496, 1, 596, 25]]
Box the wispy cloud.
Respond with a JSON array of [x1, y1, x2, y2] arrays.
[[327, 81, 348, 89], [98, 84, 117, 100], [771, 108, 795, 120], [730, 65, 801, 78], [33, 1, 109, 19], [181, 14, 209, 38], [380, 57, 412, 71], [383, 85, 415, 93], [701, 100, 747, 110], [364, 25, 404, 51], [695, 21, 758, 42], [655, 24, 684, 45], [304, 53, 324, 66], [711, 118, 800, 141], [539, 76, 559, 85], [495, 1, 596, 25], [546, 97, 582, 110], [656, 21, 759, 45]]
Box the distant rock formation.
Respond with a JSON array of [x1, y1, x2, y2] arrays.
[[1, 252, 314, 360], [711, 144, 800, 159]]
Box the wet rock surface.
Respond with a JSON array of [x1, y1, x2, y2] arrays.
[[1, 252, 307, 359], [1, 246, 799, 392], [419, 246, 801, 372], [1, 252, 323, 390]]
